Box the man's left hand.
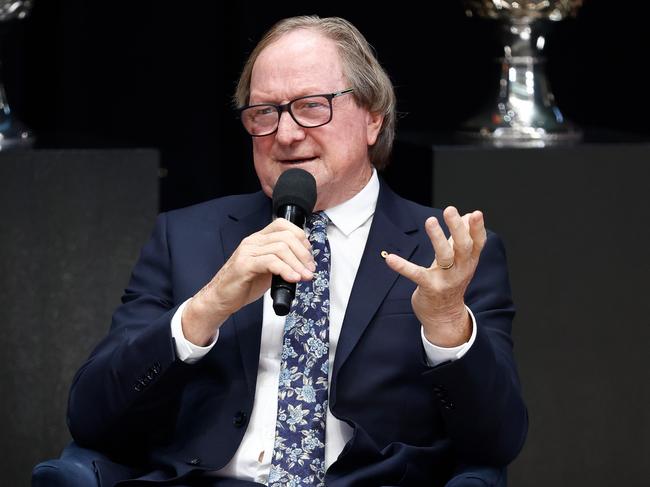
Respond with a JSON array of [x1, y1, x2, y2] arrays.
[[385, 207, 487, 347]]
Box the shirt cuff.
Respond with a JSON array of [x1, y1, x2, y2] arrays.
[[421, 305, 477, 367], [171, 298, 219, 364]]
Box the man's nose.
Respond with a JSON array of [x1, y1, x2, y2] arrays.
[[275, 110, 306, 144]]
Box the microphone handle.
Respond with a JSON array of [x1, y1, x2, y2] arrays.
[[271, 205, 307, 316]]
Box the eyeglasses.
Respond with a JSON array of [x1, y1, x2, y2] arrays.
[[238, 88, 354, 137]]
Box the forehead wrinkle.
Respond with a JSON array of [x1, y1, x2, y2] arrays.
[[250, 31, 345, 103]]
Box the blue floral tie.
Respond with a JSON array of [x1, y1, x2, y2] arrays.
[[269, 211, 331, 487]]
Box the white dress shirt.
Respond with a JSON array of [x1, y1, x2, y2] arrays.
[[170, 169, 477, 483]]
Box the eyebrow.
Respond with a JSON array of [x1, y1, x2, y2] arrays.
[[249, 88, 333, 105]]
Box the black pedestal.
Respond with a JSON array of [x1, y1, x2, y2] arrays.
[[387, 139, 650, 487], [0, 149, 159, 484]]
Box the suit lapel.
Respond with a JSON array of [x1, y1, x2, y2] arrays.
[[330, 183, 419, 405], [219, 192, 272, 395]]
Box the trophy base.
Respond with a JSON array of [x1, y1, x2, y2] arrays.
[[0, 123, 34, 151], [457, 125, 583, 148]]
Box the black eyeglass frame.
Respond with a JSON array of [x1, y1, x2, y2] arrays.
[[237, 88, 355, 137]]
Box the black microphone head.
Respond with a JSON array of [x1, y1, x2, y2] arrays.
[[272, 168, 317, 215]]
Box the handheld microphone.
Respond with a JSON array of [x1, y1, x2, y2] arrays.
[[271, 168, 317, 316]]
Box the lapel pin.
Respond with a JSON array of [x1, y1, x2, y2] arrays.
[[380, 250, 389, 259]]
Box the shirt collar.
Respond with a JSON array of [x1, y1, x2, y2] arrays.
[[323, 169, 379, 236]]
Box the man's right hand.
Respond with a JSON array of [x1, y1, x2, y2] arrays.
[[180, 218, 316, 346]]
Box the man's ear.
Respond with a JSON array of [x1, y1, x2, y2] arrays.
[[366, 111, 384, 146]]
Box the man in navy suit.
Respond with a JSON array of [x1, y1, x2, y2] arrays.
[[67, 15, 527, 486]]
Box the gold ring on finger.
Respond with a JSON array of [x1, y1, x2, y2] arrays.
[[438, 260, 454, 270]]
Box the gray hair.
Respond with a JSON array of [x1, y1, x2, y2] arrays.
[[234, 16, 396, 170]]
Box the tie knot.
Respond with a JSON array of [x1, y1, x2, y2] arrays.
[[307, 211, 329, 234]]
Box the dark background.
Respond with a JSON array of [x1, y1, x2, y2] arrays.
[[3, 0, 650, 485], [5, 0, 650, 211]]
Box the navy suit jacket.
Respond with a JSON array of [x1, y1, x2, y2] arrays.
[[67, 181, 527, 486]]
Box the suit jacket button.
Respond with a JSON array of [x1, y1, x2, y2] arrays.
[[233, 411, 248, 428], [188, 457, 201, 466]]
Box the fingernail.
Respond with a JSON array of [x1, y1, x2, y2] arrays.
[[308, 261, 316, 271]]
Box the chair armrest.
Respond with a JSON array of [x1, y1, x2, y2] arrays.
[[445, 466, 507, 487], [32, 442, 110, 487]]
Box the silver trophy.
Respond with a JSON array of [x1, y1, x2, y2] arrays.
[[0, 0, 33, 150], [460, 0, 582, 147]]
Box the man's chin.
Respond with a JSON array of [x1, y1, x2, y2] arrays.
[[279, 157, 319, 167], [258, 159, 323, 198]]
